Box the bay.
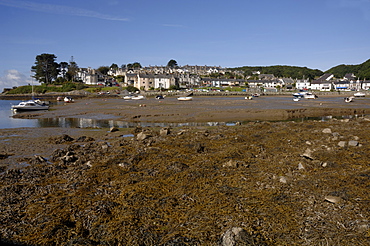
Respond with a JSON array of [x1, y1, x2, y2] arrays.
[[0, 100, 38, 129]]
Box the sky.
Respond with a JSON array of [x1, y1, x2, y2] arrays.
[[1, 0, 370, 91]]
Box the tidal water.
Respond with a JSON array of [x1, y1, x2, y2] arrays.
[[0, 100, 38, 129]]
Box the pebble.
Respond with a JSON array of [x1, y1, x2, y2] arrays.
[[325, 196, 342, 204], [348, 140, 359, 147], [322, 128, 332, 134], [338, 141, 346, 147]]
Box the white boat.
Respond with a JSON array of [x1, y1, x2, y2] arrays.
[[344, 96, 354, 103], [354, 92, 365, 97], [64, 96, 74, 103], [245, 96, 253, 100], [293, 97, 300, 102], [131, 95, 145, 100], [177, 97, 193, 101], [11, 100, 49, 111], [304, 93, 318, 99], [122, 95, 133, 100]]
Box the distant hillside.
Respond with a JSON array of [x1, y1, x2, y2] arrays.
[[230, 65, 323, 80], [325, 59, 370, 79]]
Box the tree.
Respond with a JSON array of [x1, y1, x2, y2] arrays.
[[127, 62, 142, 69], [97, 66, 110, 75], [167, 59, 178, 68], [59, 62, 68, 81], [31, 53, 60, 84], [110, 63, 119, 70], [66, 61, 79, 82]]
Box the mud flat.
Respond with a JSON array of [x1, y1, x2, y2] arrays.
[[1, 96, 370, 245]]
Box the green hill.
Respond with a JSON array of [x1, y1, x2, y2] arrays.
[[231, 59, 370, 80], [326, 59, 370, 79], [230, 65, 323, 80]]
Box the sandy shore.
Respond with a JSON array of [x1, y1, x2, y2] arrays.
[[12, 94, 370, 123]]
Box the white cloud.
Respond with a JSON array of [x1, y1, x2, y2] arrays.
[[0, 0, 129, 21], [0, 70, 39, 93]]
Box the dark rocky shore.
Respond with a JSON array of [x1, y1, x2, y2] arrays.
[[1, 117, 370, 245]]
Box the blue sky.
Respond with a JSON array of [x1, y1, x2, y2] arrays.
[[1, 0, 370, 91]]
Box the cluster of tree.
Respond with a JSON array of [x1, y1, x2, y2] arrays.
[[31, 53, 79, 84], [230, 65, 324, 80], [326, 59, 370, 80]]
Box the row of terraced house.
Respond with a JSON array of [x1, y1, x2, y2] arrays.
[[76, 66, 370, 91]]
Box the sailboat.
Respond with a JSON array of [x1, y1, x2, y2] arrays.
[[11, 75, 49, 111]]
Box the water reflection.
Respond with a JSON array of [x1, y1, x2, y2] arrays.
[[36, 117, 235, 128]]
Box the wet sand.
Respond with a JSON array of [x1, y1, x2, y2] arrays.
[[12, 94, 370, 123]]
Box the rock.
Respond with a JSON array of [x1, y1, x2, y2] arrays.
[[0, 153, 10, 159], [137, 132, 151, 141], [110, 127, 119, 132], [302, 148, 314, 160], [348, 140, 359, 147], [220, 227, 254, 246], [223, 160, 239, 168], [75, 136, 95, 142], [34, 155, 47, 163], [298, 163, 305, 170], [325, 196, 342, 204], [279, 176, 287, 183], [338, 141, 346, 147], [160, 127, 171, 136], [322, 128, 332, 134]]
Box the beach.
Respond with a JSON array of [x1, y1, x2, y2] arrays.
[[1, 95, 370, 245]]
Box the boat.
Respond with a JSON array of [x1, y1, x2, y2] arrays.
[[11, 100, 49, 111], [293, 97, 300, 102], [252, 93, 260, 97], [64, 96, 74, 103], [122, 95, 133, 100], [177, 97, 193, 101], [344, 96, 354, 103], [245, 96, 253, 100], [57, 96, 63, 101], [304, 93, 318, 99], [131, 95, 145, 100], [155, 95, 165, 100], [354, 92, 365, 97]]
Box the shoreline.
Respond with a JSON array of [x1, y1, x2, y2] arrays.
[[9, 94, 370, 124], [1, 94, 370, 245]]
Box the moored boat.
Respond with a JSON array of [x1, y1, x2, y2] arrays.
[[344, 96, 354, 103], [304, 93, 318, 99], [11, 100, 49, 111], [64, 96, 74, 103], [177, 97, 193, 101], [354, 92, 365, 97], [131, 95, 145, 100]]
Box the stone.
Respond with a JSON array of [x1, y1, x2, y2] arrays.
[[279, 176, 287, 183], [110, 127, 119, 132], [298, 163, 305, 170], [223, 160, 239, 168], [137, 132, 151, 141], [220, 227, 254, 246], [348, 140, 359, 147], [160, 127, 171, 136], [302, 148, 314, 160], [325, 196, 342, 204], [338, 141, 346, 147], [322, 128, 332, 134]]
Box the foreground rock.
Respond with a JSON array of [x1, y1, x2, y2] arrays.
[[0, 119, 370, 245]]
